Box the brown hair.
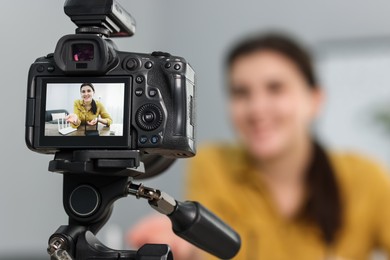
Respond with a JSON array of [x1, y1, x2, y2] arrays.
[[226, 33, 317, 87], [226, 33, 342, 244]]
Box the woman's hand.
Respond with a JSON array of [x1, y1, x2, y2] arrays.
[[65, 114, 78, 124], [87, 118, 98, 125], [127, 214, 203, 260], [97, 118, 109, 126]]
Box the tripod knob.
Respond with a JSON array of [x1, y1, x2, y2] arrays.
[[69, 185, 100, 217]]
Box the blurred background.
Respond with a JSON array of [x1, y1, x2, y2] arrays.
[[2, 0, 390, 259]]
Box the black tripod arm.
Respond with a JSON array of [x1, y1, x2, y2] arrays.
[[128, 183, 241, 259]]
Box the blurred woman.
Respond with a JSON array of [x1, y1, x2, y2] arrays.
[[128, 33, 390, 260], [65, 83, 112, 128]]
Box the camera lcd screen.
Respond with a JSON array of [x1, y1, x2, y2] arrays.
[[36, 77, 131, 148]]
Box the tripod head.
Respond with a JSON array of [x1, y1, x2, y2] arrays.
[[47, 150, 241, 260]]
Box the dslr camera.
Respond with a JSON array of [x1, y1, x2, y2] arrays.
[[25, 0, 195, 159], [24, 1, 241, 259]]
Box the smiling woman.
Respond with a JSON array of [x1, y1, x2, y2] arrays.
[[187, 33, 390, 260], [225, 34, 341, 240], [66, 83, 113, 128], [127, 33, 390, 260]]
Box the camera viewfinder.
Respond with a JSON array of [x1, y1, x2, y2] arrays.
[[72, 44, 94, 61]]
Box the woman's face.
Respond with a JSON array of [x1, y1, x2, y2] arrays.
[[229, 50, 322, 160], [80, 85, 94, 104]]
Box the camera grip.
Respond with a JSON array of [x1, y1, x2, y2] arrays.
[[168, 201, 241, 259], [172, 74, 186, 136]]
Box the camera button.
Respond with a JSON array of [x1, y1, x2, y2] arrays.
[[174, 64, 181, 70], [135, 88, 143, 96], [126, 58, 138, 70], [135, 75, 144, 84], [37, 65, 45, 72], [148, 88, 158, 97], [142, 112, 155, 123], [139, 136, 148, 144], [136, 104, 163, 131], [145, 61, 153, 69], [47, 66, 55, 72], [151, 135, 159, 144], [165, 62, 171, 69]]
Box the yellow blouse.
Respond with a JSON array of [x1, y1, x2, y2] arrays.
[[71, 100, 112, 128], [186, 144, 390, 260]]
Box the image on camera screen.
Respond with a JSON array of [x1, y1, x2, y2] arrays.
[[44, 83, 125, 137]]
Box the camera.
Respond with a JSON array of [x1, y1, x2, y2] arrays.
[[24, 1, 241, 259], [25, 0, 196, 159]]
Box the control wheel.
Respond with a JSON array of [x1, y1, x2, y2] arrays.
[[136, 104, 163, 131]]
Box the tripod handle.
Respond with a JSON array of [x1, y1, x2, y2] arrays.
[[168, 201, 241, 259], [129, 182, 241, 259]]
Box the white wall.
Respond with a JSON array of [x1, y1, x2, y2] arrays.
[[316, 39, 390, 165]]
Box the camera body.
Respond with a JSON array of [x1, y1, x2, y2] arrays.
[[25, 1, 195, 158]]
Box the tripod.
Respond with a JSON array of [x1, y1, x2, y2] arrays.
[[46, 150, 241, 260]]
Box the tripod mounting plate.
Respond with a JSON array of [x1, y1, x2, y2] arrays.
[[49, 150, 144, 177]]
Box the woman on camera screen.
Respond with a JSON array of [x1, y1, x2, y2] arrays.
[[128, 33, 390, 260], [65, 83, 112, 128]]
